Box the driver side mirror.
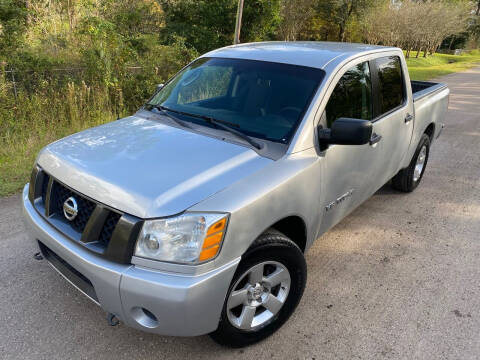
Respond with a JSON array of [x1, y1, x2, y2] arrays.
[[318, 118, 372, 146], [157, 83, 164, 91]]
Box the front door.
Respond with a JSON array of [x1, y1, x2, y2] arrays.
[[317, 56, 413, 235]]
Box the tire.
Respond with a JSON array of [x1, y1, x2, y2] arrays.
[[392, 133, 430, 192], [210, 230, 307, 348]]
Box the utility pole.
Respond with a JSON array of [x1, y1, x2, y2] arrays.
[[234, 0, 245, 44]]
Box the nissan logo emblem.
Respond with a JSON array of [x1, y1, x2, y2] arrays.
[[63, 197, 78, 221]]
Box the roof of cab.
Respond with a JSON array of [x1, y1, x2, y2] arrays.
[[201, 41, 397, 70]]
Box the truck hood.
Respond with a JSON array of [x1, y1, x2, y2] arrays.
[[37, 115, 272, 218]]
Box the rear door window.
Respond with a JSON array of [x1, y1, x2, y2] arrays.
[[325, 61, 372, 128], [375, 56, 405, 116]]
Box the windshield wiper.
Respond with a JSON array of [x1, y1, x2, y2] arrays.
[[147, 104, 262, 150], [200, 116, 262, 150], [146, 104, 193, 129]]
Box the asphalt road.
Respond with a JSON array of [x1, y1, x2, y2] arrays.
[[1, 67, 479, 360]]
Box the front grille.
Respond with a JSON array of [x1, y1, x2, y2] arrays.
[[30, 167, 141, 264], [99, 211, 122, 246], [50, 181, 96, 234]]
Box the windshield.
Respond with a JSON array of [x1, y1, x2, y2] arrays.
[[148, 57, 325, 144]]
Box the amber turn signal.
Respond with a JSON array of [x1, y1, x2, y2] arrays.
[[199, 217, 227, 261], [199, 245, 220, 261], [202, 232, 223, 249], [207, 217, 226, 236]]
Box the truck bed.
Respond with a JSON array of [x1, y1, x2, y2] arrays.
[[411, 80, 448, 102]]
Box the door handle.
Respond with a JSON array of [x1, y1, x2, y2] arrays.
[[369, 133, 382, 146], [405, 113, 413, 123]]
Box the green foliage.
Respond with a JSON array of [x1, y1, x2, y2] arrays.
[[158, 0, 281, 53], [0, 0, 28, 54], [77, 16, 132, 86], [121, 35, 198, 111], [305, 0, 382, 42], [0, 0, 201, 196], [241, 0, 282, 42], [0, 74, 118, 195]]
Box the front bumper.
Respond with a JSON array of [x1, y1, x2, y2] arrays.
[[22, 184, 239, 336]]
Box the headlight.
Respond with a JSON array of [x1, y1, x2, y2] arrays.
[[134, 213, 228, 264]]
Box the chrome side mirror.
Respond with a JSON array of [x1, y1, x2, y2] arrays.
[[157, 83, 164, 91]]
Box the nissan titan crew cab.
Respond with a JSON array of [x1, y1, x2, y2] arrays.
[[23, 42, 449, 347]]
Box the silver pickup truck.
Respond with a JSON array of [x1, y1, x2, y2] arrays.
[[22, 42, 449, 347]]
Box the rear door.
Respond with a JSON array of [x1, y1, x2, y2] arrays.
[[369, 55, 414, 186]]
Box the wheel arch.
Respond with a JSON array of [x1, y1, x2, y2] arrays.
[[424, 123, 435, 142], [262, 215, 308, 253]]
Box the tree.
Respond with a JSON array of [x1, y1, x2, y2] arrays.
[[363, 0, 470, 57], [158, 0, 281, 53], [316, 0, 378, 42], [277, 0, 314, 41]]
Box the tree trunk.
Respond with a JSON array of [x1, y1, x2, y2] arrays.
[[338, 1, 355, 42], [448, 36, 455, 50], [338, 23, 346, 42], [476, 0, 480, 16], [416, 48, 421, 58]]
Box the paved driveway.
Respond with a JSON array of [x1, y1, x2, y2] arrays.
[[1, 67, 479, 360]]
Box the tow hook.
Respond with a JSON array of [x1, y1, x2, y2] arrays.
[[106, 313, 120, 326], [33, 252, 43, 260]]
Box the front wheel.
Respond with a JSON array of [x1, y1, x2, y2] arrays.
[[392, 133, 430, 192], [210, 230, 307, 347]]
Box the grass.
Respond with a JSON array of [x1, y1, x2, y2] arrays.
[[0, 81, 122, 197], [1, 50, 480, 197], [406, 50, 480, 80]]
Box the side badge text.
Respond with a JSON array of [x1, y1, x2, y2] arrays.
[[325, 189, 354, 212]]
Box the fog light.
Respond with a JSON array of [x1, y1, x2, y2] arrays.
[[131, 307, 158, 328]]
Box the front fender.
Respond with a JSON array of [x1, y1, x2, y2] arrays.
[[188, 148, 323, 269]]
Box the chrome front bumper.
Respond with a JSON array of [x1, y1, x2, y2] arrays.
[[22, 184, 239, 336]]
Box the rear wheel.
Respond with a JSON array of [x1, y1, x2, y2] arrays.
[[392, 133, 430, 192], [210, 231, 307, 347]]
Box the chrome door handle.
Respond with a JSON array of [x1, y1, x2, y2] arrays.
[[405, 113, 413, 123], [369, 133, 382, 146]]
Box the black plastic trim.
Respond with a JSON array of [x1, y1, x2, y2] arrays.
[[38, 241, 98, 302], [28, 166, 39, 202], [44, 176, 54, 217], [105, 214, 143, 264], [81, 205, 110, 243]]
